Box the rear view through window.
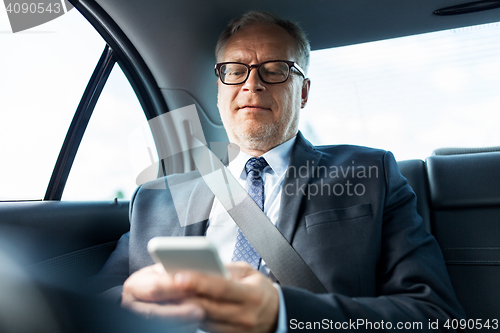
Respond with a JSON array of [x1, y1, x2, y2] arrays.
[[300, 22, 500, 160]]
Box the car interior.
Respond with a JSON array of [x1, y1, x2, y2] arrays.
[[1, 0, 499, 331]]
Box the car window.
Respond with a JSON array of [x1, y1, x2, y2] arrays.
[[62, 65, 157, 201], [300, 21, 500, 161], [0, 9, 104, 200]]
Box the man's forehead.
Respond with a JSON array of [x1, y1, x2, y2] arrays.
[[221, 23, 298, 62], [222, 48, 294, 63], [227, 22, 292, 44]]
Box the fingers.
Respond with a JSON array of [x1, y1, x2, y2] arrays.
[[122, 264, 187, 303], [174, 267, 252, 303], [192, 280, 279, 320], [225, 261, 255, 279], [196, 294, 279, 333], [121, 264, 206, 325], [127, 299, 205, 322], [172, 263, 280, 333]]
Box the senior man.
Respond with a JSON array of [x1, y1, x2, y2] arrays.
[[99, 11, 464, 333]]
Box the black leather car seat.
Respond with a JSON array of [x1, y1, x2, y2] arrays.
[[399, 151, 500, 323]]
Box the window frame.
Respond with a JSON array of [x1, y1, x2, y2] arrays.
[[42, 0, 169, 200], [44, 45, 115, 200]]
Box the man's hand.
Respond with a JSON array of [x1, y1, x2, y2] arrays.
[[175, 262, 279, 333], [122, 262, 280, 333], [121, 264, 205, 326]]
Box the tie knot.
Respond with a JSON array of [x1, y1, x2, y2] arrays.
[[245, 157, 268, 174]]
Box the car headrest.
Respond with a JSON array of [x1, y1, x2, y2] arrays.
[[432, 146, 500, 155], [426, 152, 500, 209]]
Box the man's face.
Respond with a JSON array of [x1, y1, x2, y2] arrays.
[[217, 23, 310, 155]]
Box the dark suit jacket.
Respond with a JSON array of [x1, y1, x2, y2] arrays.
[[98, 132, 464, 331]]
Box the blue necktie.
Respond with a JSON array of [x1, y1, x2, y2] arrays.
[[231, 157, 268, 269]]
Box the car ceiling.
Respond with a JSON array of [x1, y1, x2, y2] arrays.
[[93, 0, 500, 144]]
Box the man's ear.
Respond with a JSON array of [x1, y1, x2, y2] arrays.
[[301, 78, 311, 109]]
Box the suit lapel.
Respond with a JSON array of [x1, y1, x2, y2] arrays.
[[182, 176, 214, 236], [276, 132, 322, 243]]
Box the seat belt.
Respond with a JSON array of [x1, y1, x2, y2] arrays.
[[191, 145, 327, 294]]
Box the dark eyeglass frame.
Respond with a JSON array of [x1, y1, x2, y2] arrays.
[[214, 60, 306, 85]]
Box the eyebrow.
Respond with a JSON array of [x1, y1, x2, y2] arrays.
[[222, 58, 290, 64]]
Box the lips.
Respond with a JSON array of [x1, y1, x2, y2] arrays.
[[239, 105, 271, 111]]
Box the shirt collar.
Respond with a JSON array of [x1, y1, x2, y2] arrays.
[[228, 135, 297, 180]]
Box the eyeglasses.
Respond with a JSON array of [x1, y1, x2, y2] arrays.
[[214, 60, 306, 85]]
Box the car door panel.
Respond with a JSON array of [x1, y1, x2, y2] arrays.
[[0, 201, 129, 280]]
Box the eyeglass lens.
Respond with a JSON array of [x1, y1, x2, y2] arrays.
[[221, 61, 290, 84]]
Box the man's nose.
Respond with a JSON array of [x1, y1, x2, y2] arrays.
[[242, 68, 266, 92]]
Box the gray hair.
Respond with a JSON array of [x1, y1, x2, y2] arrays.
[[215, 11, 311, 73]]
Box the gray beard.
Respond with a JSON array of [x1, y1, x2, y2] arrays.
[[235, 123, 280, 151]]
